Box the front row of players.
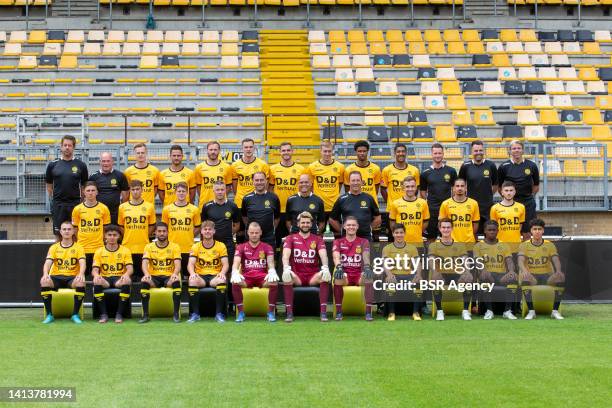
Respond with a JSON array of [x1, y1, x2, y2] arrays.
[[40, 216, 565, 324]]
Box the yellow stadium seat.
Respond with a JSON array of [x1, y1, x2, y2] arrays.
[[27, 30, 46, 44], [126, 30, 144, 43], [441, 80, 461, 95], [347, 30, 365, 43], [452, 110, 472, 125], [428, 42, 446, 55], [139, 55, 158, 69], [425, 95, 445, 110], [446, 42, 466, 55], [330, 42, 348, 55], [66, 30, 84, 43], [334, 286, 366, 317], [473, 108, 495, 125], [44, 289, 84, 319], [591, 125, 612, 141], [142, 42, 160, 56], [405, 30, 423, 42], [349, 42, 368, 55], [579, 67, 598, 81], [424, 29, 442, 42], [583, 110, 604, 125], [148, 288, 177, 318], [447, 95, 467, 110], [59, 55, 77, 69], [329, 30, 346, 43], [146, 30, 164, 43], [540, 110, 560, 125], [466, 41, 485, 54], [404, 95, 424, 110], [241, 55, 259, 69], [435, 125, 456, 142], [585, 160, 604, 177], [443, 29, 461, 42], [389, 42, 407, 55], [17, 55, 37, 69], [409, 42, 427, 55], [220, 56, 239, 68], [312, 54, 330, 69], [518, 110, 539, 125], [563, 160, 585, 177]]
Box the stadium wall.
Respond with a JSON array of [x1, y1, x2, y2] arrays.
[[1, 212, 612, 240], [1, 240, 611, 303]]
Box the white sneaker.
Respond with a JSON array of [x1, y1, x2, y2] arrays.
[[525, 310, 536, 320], [502, 310, 517, 320], [483, 310, 494, 320], [461, 310, 472, 321], [436, 310, 445, 321], [551, 310, 564, 320]]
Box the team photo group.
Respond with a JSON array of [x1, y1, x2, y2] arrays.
[[41, 134, 565, 325]]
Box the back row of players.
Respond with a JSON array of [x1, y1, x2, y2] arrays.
[[41, 136, 563, 324]]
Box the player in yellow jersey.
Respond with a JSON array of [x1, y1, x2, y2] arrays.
[[305, 140, 345, 235], [92, 225, 133, 324], [186, 221, 230, 323], [344, 140, 381, 205], [194, 140, 233, 210], [161, 182, 201, 278], [518, 219, 565, 320], [490, 181, 525, 252], [387, 176, 429, 250], [473, 220, 518, 320], [158, 145, 196, 206], [230, 138, 271, 209], [124, 143, 160, 204], [118, 180, 156, 280], [270, 141, 305, 248], [40, 221, 86, 324], [140, 222, 182, 323], [428, 218, 474, 321], [72, 181, 111, 276], [438, 178, 480, 243], [381, 143, 420, 205], [381, 224, 424, 321]]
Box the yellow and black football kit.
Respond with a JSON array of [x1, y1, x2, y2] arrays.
[[381, 163, 421, 204], [158, 166, 196, 207], [439, 197, 480, 243], [118, 200, 156, 254], [71, 202, 111, 254], [428, 240, 469, 276], [93, 245, 133, 277], [344, 162, 382, 205], [305, 160, 345, 212], [490, 201, 525, 251], [193, 160, 232, 209], [473, 241, 513, 274], [518, 239, 558, 275], [387, 197, 430, 247], [270, 162, 305, 213], [142, 241, 182, 276], [189, 241, 228, 276], [46, 242, 86, 276], [124, 163, 160, 204], [382, 242, 420, 275], [161, 203, 201, 253]]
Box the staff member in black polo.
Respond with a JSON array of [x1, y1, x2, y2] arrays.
[[45, 135, 88, 236], [329, 171, 381, 241], [201, 180, 241, 268], [459, 140, 498, 234], [89, 152, 129, 225], [285, 173, 325, 235], [420, 143, 457, 242], [497, 140, 539, 240], [241, 172, 281, 249]]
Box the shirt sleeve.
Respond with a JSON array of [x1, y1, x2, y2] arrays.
[[103, 206, 111, 225], [371, 197, 380, 217], [158, 172, 166, 191], [264, 243, 274, 257], [194, 164, 202, 186], [338, 163, 345, 185], [193, 207, 201, 227], [46, 245, 55, 261], [380, 166, 389, 187], [142, 244, 151, 260], [240, 197, 248, 218], [172, 244, 182, 260], [373, 166, 381, 185], [531, 162, 540, 186], [224, 165, 232, 185], [497, 164, 506, 188], [449, 168, 458, 184], [189, 243, 198, 257], [80, 161, 89, 186], [329, 197, 341, 221], [119, 172, 129, 192], [422, 201, 430, 221], [316, 235, 325, 251], [188, 170, 197, 189], [148, 205, 156, 225], [332, 239, 340, 253], [419, 170, 429, 192], [268, 166, 276, 186], [438, 201, 448, 219], [231, 204, 241, 223], [472, 201, 480, 222], [519, 204, 525, 224], [229, 164, 238, 182], [316, 198, 325, 222], [282, 235, 293, 250], [388, 199, 397, 219], [273, 194, 281, 218], [118, 205, 125, 227], [458, 163, 467, 180], [161, 207, 169, 225], [490, 206, 498, 222], [219, 242, 228, 258], [45, 162, 54, 184], [71, 206, 80, 226], [343, 165, 350, 185], [76, 244, 85, 259], [489, 162, 498, 186], [92, 248, 102, 268]]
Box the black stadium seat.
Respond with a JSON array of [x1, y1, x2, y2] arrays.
[[392, 54, 410, 66], [321, 126, 343, 140], [462, 80, 481, 93], [502, 125, 522, 139], [242, 31, 258, 42], [481, 29, 498, 41], [504, 81, 525, 95], [456, 126, 477, 140], [472, 54, 491, 65], [47, 30, 66, 42], [598, 68, 612, 81], [557, 30, 575, 42], [561, 110, 581, 123], [242, 43, 259, 53], [408, 110, 427, 123], [604, 111, 612, 123], [373, 55, 391, 67], [417, 68, 436, 79], [412, 126, 432, 140], [547, 125, 567, 139], [367, 126, 389, 142], [525, 81, 545, 95], [390, 126, 411, 140], [38, 56, 57, 67], [161, 56, 179, 66], [538, 31, 556, 42], [576, 30, 594, 42], [357, 81, 376, 94]]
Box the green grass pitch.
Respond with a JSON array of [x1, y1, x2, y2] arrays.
[[0, 305, 611, 408]]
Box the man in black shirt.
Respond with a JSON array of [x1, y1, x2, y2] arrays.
[[241, 172, 281, 248], [419, 143, 457, 241], [285, 174, 325, 235], [202, 181, 241, 264], [497, 140, 540, 239], [89, 152, 129, 224], [329, 171, 381, 241], [45, 135, 88, 236], [458, 140, 498, 234]]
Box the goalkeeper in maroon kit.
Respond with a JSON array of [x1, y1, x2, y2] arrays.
[[281, 212, 331, 322], [332, 216, 375, 321]]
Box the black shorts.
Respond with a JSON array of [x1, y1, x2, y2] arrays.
[[100, 275, 128, 287], [85, 253, 94, 277], [490, 272, 517, 286], [477, 206, 491, 235], [275, 213, 289, 247], [51, 200, 79, 236], [149, 275, 174, 288], [131, 253, 144, 280], [50, 275, 80, 289], [519, 197, 537, 233], [198, 274, 220, 286], [424, 208, 440, 240], [441, 273, 460, 285], [224, 243, 236, 273]]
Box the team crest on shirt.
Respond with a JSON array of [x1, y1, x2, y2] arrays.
[[264, 200, 270, 208], [444, 174, 451, 181], [71, 166, 78, 173], [483, 170, 490, 176], [141, 207, 147, 213], [254, 165, 259, 170], [181, 173, 186, 178], [416, 203, 421, 208], [224, 211, 231, 219], [259, 251, 265, 260], [310, 241, 317, 249], [96, 209, 101, 215], [333, 167, 338, 172], [355, 246, 362, 254], [368, 169, 373, 174], [309, 203, 315, 210], [467, 205, 471, 210], [514, 207, 518, 212], [117, 253, 122, 259], [187, 208, 192, 214], [360, 200, 367, 207], [292, 169, 296, 174], [524, 169, 531, 175], [111, 179, 117, 185], [146, 170, 151, 176]]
